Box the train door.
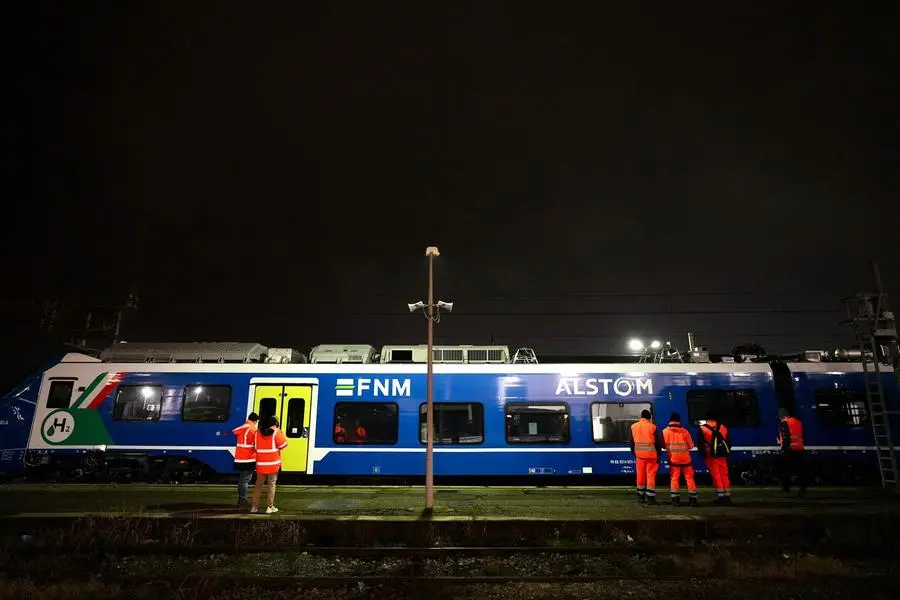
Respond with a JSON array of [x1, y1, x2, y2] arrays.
[[252, 384, 312, 473]]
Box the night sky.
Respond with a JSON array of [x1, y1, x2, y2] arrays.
[[12, 3, 900, 384]]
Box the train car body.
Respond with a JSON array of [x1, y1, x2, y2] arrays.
[[3, 343, 897, 485]]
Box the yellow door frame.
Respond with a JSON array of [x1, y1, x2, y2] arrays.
[[249, 379, 317, 474]]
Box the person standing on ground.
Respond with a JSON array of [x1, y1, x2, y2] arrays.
[[250, 416, 288, 514], [662, 412, 698, 507], [778, 408, 807, 496], [697, 410, 733, 505], [630, 409, 663, 505], [232, 412, 259, 507]]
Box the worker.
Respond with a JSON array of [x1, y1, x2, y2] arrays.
[[697, 410, 732, 504], [630, 409, 663, 505], [778, 408, 807, 495], [334, 418, 347, 444], [354, 420, 367, 442], [662, 412, 698, 506], [231, 412, 259, 507], [250, 416, 288, 514]]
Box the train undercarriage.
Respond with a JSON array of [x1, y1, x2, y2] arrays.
[[15, 451, 882, 487]]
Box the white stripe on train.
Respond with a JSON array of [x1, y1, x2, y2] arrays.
[[27, 444, 879, 454]]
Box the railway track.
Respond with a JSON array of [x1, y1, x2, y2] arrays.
[[28, 574, 887, 586], [8, 542, 893, 559]]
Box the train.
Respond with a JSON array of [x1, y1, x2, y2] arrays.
[[1, 341, 897, 485]]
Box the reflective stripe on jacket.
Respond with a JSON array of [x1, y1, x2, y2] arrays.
[[630, 418, 660, 459], [662, 421, 694, 466], [255, 427, 289, 475]]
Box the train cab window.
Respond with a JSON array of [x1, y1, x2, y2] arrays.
[[814, 389, 869, 427], [333, 402, 399, 444], [505, 403, 570, 444], [46, 380, 75, 409], [686, 389, 760, 427], [113, 385, 164, 421], [591, 402, 652, 443], [418, 402, 484, 444], [181, 385, 231, 422], [286, 398, 306, 438]]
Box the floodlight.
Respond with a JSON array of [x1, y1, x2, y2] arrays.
[[425, 246, 440, 257], [627, 339, 644, 352], [650, 340, 662, 350]]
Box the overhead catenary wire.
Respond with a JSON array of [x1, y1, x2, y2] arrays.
[[336, 308, 840, 317]]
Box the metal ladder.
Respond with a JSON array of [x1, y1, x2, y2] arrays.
[[842, 263, 900, 489], [857, 329, 898, 488]]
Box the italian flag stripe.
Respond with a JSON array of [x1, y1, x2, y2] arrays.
[[73, 372, 107, 409], [86, 372, 124, 409]]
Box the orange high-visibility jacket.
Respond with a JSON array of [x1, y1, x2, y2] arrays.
[[255, 427, 289, 475], [630, 418, 660, 459], [232, 420, 257, 468], [699, 420, 730, 458], [662, 422, 694, 466], [779, 417, 804, 451]]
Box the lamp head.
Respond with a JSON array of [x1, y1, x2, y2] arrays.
[[407, 301, 425, 313], [425, 246, 440, 257], [436, 301, 453, 312]]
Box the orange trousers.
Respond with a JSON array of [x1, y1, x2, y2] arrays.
[[635, 457, 659, 497], [669, 464, 697, 497], [705, 457, 731, 497]]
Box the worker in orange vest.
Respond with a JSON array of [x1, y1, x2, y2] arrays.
[[630, 409, 663, 504], [354, 420, 367, 442], [778, 408, 807, 496], [334, 418, 347, 444], [697, 410, 732, 505], [250, 416, 289, 514], [662, 412, 698, 507], [232, 412, 259, 507]]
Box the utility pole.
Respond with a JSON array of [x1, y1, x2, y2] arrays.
[[407, 246, 453, 513]]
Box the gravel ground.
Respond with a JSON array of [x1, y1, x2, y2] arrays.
[[3, 579, 900, 600], [1, 550, 892, 580]]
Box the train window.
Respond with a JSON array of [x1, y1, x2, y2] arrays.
[[814, 389, 869, 427], [333, 402, 399, 444], [686, 389, 760, 427], [418, 403, 484, 444], [181, 385, 231, 422], [505, 403, 570, 444], [258, 397, 277, 423], [113, 385, 164, 421], [46, 380, 75, 409], [286, 398, 306, 438], [591, 402, 651, 443]]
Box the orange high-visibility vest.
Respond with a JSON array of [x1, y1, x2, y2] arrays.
[[700, 420, 729, 457], [662, 422, 694, 466], [779, 417, 804, 450], [631, 418, 659, 459], [255, 427, 288, 475], [232, 420, 257, 465]]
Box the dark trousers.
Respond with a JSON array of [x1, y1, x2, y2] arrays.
[[237, 469, 254, 502], [780, 451, 807, 491]]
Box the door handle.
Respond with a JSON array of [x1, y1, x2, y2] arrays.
[[303, 427, 309, 438]]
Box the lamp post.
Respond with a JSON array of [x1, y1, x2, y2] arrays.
[[408, 246, 453, 513]]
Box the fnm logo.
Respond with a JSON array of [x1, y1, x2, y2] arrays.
[[335, 378, 411, 398]]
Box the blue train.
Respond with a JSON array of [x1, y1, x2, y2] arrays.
[[1, 341, 897, 485]]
